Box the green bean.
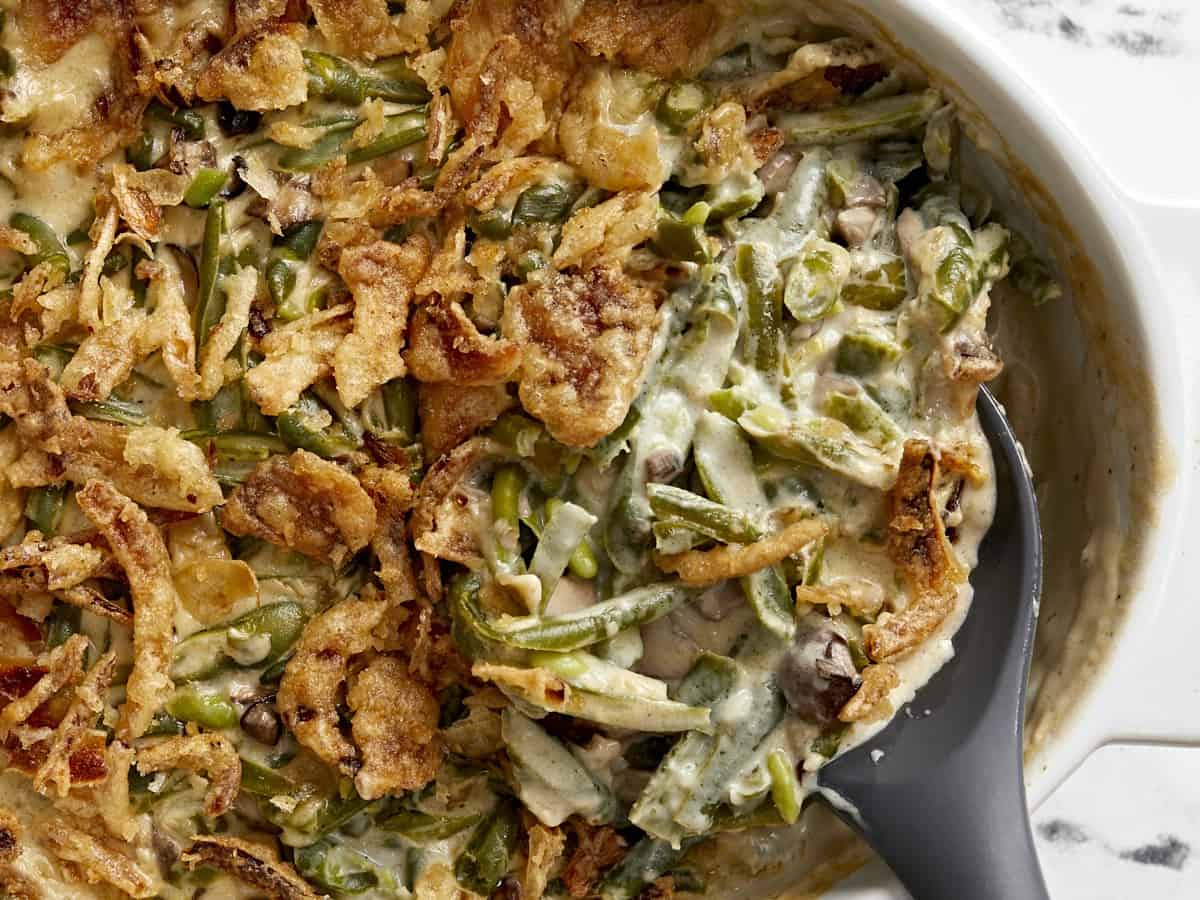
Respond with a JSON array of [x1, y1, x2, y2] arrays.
[[511, 182, 578, 227], [295, 841, 391, 895], [344, 111, 427, 165], [171, 601, 308, 682], [0, 48, 14, 79], [277, 393, 360, 459], [824, 391, 901, 448], [9, 213, 69, 277], [25, 483, 68, 536], [166, 686, 239, 730], [530, 498, 598, 609], [784, 239, 851, 323], [705, 171, 765, 221], [182, 430, 286, 459], [810, 724, 848, 759], [45, 604, 81, 648], [69, 397, 147, 426], [767, 749, 803, 824], [130, 245, 149, 307], [144, 712, 186, 736], [240, 759, 294, 798], [282, 220, 324, 258], [361, 70, 432, 105], [152, 104, 205, 140], [126, 130, 161, 171], [599, 837, 696, 900], [491, 465, 524, 532], [468, 206, 514, 241], [183, 168, 228, 208], [693, 412, 794, 639], [736, 243, 782, 376], [652, 201, 711, 264], [707, 386, 754, 422], [378, 809, 482, 842], [841, 252, 908, 310], [380, 376, 416, 443], [304, 50, 367, 104], [454, 576, 696, 655], [834, 331, 903, 376], [776, 90, 942, 145], [738, 404, 896, 491], [277, 129, 348, 172], [657, 80, 711, 132], [774, 147, 831, 234], [454, 798, 520, 896], [502, 707, 617, 826], [194, 200, 226, 354], [101, 249, 127, 276], [646, 483, 762, 544]]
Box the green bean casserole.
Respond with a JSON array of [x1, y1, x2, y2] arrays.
[[0, 1, 1059, 897]]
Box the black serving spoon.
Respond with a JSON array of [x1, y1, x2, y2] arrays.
[[817, 387, 1048, 900]]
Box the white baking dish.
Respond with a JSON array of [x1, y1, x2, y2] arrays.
[[762, 1, 1200, 896]]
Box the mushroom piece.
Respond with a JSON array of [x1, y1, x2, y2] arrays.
[[776, 618, 861, 726], [240, 700, 281, 746]]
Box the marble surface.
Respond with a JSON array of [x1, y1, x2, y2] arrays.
[[943, 2, 1199, 897]]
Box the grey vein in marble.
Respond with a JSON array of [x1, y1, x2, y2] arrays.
[[970, 0, 1187, 56], [1036, 818, 1194, 872]]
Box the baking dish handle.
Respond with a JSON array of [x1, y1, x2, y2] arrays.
[[1090, 199, 1200, 748]]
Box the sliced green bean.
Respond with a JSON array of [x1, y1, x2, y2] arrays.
[[240, 759, 294, 798], [194, 200, 226, 354], [653, 201, 711, 263], [69, 397, 147, 426], [705, 171, 765, 221], [172, 602, 307, 682], [646, 483, 762, 544], [598, 836, 695, 900], [303, 50, 366, 104], [511, 182, 578, 228], [45, 604, 81, 648], [183, 168, 229, 208], [277, 393, 360, 459], [767, 748, 803, 824], [454, 798, 520, 896], [784, 239, 851, 323], [530, 498, 598, 610], [166, 686, 239, 730], [775, 90, 942, 145], [841, 252, 908, 310], [834, 331, 903, 376], [25, 483, 68, 536], [736, 242, 782, 376], [657, 80, 711, 132], [345, 111, 427, 165], [378, 810, 482, 842], [501, 707, 617, 826], [824, 391, 901, 448], [9, 213, 69, 277]]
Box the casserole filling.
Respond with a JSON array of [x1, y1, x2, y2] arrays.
[[0, 1, 1058, 897]]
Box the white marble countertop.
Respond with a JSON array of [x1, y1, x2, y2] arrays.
[[945, 2, 1199, 897]]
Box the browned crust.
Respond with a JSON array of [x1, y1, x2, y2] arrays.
[[40, 820, 156, 898], [418, 381, 515, 461], [33, 650, 117, 798], [181, 835, 321, 900], [411, 436, 505, 568], [837, 661, 899, 723], [404, 297, 522, 386], [0, 359, 71, 454], [570, 0, 736, 78], [221, 450, 376, 566], [75, 480, 177, 740], [863, 441, 965, 661]]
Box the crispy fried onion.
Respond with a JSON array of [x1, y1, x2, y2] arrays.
[[838, 662, 900, 724], [571, 0, 741, 78], [308, 0, 405, 58], [863, 441, 966, 661], [558, 65, 669, 192], [405, 296, 522, 385], [358, 466, 422, 606], [0, 429, 22, 545], [0, 537, 104, 595], [111, 163, 190, 241], [182, 836, 322, 900], [40, 820, 156, 898], [347, 654, 441, 799], [503, 266, 659, 447], [0, 634, 88, 736], [418, 382, 514, 461], [0, 359, 72, 454], [138, 248, 200, 399], [61, 419, 223, 513], [197, 266, 258, 400], [525, 822, 566, 900], [333, 236, 431, 408], [195, 22, 308, 111], [0, 808, 18, 867], [552, 191, 658, 270], [136, 733, 242, 817], [32, 650, 117, 798], [76, 480, 177, 741], [277, 595, 388, 774], [221, 449, 376, 566], [562, 820, 628, 899], [412, 436, 505, 568], [737, 37, 883, 108], [656, 519, 829, 587], [245, 305, 352, 415]]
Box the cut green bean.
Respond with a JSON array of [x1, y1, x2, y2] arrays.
[[736, 242, 783, 376], [45, 604, 81, 648], [775, 90, 942, 145], [378, 810, 482, 842], [824, 391, 902, 448], [277, 393, 360, 459], [501, 707, 617, 826], [598, 836, 695, 900], [9, 213, 69, 277], [183, 168, 229, 208], [70, 397, 147, 426], [767, 749, 803, 824], [511, 183, 578, 228], [784, 239, 851, 323], [172, 602, 307, 682], [345, 111, 427, 165], [240, 759, 295, 798], [303, 50, 366, 104], [194, 200, 225, 354], [530, 498, 598, 610], [653, 202, 711, 263], [454, 798, 520, 896], [166, 686, 239, 730], [657, 80, 711, 132], [841, 252, 908, 310], [834, 331, 903, 376], [646, 483, 762, 544], [705, 171, 765, 221], [25, 483, 68, 536]]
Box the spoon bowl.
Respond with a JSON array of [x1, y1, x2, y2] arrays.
[[817, 386, 1047, 900]]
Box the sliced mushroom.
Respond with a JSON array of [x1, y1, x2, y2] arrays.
[[776, 617, 861, 726]]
